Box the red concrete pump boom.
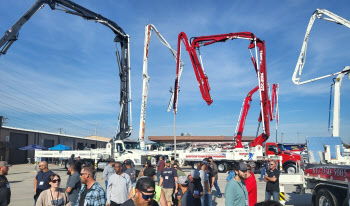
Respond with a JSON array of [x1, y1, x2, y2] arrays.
[[173, 32, 213, 114], [172, 32, 271, 147], [234, 86, 259, 148], [235, 83, 279, 148]]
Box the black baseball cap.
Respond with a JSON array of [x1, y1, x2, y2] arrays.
[[144, 167, 156, 177], [125, 160, 132, 165], [136, 177, 155, 193], [234, 162, 248, 171], [199, 161, 209, 167]]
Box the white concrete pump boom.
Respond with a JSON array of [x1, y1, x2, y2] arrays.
[[292, 8, 350, 138], [330, 67, 350, 137], [292, 9, 350, 85], [139, 24, 184, 149]]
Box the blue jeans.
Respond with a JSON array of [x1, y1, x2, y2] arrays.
[[213, 179, 222, 196], [201, 193, 212, 206], [260, 167, 266, 180], [156, 171, 161, 182], [265, 190, 279, 201], [105, 181, 108, 201], [70, 200, 78, 206]]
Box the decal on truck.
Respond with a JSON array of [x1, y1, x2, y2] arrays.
[[248, 152, 254, 160], [185, 153, 227, 158]]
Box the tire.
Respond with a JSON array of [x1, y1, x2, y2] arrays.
[[284, 164, 296, 174], [315, 189, 338, 206], [218, 162, 228, 173]]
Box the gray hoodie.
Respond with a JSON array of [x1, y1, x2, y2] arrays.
[[103, 164, 115, 182]]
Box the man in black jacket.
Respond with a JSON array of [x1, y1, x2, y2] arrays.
[[0, 161, 11, 206], [188, 169, 203, 206]]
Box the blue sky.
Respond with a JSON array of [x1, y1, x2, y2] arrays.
[[0, 0, 349, 144]]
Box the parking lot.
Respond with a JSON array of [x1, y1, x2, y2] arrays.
[[7, 164, 312, 205]]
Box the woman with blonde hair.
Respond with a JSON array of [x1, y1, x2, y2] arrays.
[[36, 173, 71, 206]]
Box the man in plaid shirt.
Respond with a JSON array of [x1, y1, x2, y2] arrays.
[[77, 166, 106, 206]]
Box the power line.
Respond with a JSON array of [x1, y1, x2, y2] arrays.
[[0, 69, 117, 131]]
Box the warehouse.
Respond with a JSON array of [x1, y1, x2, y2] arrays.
[[0, 125, 111, 164]]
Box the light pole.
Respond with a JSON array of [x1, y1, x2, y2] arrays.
[[281, 132, 284, 143], [297, 132, 301, 144]]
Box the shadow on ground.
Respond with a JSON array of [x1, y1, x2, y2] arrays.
[[286, 192, 312, 206]]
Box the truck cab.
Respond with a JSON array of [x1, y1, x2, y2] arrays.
[[105, 140, 155, 171], [265, 142, 302, 174]]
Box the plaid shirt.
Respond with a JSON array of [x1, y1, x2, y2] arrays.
[[77, 182, 106, 206]]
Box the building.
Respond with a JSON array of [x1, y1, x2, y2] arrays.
[[0, 126, 111, 164]]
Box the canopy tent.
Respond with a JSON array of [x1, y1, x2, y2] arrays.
[[18, 144, 48, 150], [49, 144, 72, 151]]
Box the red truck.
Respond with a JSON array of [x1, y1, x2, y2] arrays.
[[265, 142, 302, 174]]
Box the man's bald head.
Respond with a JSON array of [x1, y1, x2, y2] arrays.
[[38, 161, 49, 172]]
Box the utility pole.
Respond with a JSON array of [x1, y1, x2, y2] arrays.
[[58, 128, 63, 134], [281, 132, 284, 143]]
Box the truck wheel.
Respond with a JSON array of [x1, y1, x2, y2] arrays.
[[218, 163, 227, 173], [315, 189, 338, 206], [284, 164, 296, 174]]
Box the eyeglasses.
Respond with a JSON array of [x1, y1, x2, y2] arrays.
[[140, 191, 155, 200], [51, 179, 61, 183], [174, 167, 178, 169], [80, 173, 89, 176]]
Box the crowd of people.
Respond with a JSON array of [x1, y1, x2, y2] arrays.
[[0, 155, 282, 206]]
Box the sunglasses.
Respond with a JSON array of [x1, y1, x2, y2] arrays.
[[80, 173, 89, 176], [140, 191, 155, 200], [174, 167, 178, 169], [51, 179, 61, 183]]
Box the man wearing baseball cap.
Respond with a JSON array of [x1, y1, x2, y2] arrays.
[[0, 161, 11, 206], [124, 160, 137, 187], [245, 163, 257, 206], [225, 162, 249, 206], [188, 169, 203, 206], [159, 159, 178, 206], [199, 161, 211, 206], [122, 177, 158, 206], [177, 176, 194, 206]]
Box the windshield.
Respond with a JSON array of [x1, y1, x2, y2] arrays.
[[277, 144, 287, 151], [124, 142, 141, 150]]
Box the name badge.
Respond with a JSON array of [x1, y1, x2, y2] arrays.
[[245, 199, 248, 206], [39, 181, 44, 185], [165, 176, 169, 180], [6, 183, 10, 189]]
